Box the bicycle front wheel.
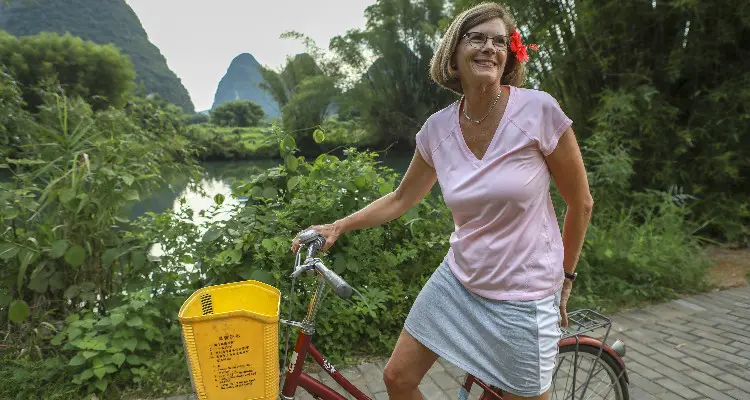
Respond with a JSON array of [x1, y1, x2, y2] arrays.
[[551, 343, 629, 400]]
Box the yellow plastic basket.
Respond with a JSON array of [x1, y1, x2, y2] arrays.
[[179, 280, 280, 400]]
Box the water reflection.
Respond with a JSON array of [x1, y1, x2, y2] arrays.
[[140, 155, 413, 258], [174, 177, 240, 225], [134, 155, 412, 226], [131, 159, 278, 223]]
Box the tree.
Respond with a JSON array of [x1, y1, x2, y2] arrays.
[[280, 75, 339, 151], [210, 100, 265, 127], [328, 0, 457, 149], [259, 53, 325, 109], [260, 53, 340, 151], [0, 30, 135, 111]]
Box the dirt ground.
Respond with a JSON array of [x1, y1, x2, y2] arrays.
[[706, 246, 750, 289]]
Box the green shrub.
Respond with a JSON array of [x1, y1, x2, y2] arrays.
[[562, 116, 712, 312], [211, 100, 265, 127], [48, 290, 183, 393], [0, 80, 200, 397], [571, 191, 712, 312], [184, 123, 280, 160], [185, 112, 210, 125], [125, 94, 189, 139], [0, 357, 77, 399], [0, 30, 135, 110]]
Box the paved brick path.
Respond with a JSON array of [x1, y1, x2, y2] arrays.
[[156, 286, 750, 400]]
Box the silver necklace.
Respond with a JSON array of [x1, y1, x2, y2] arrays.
[[461, 89, 502, 124]]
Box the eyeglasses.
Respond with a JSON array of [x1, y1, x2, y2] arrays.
[[463, 32, 508, 51]]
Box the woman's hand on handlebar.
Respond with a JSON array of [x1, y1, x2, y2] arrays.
[[291, 223, 342, 254]]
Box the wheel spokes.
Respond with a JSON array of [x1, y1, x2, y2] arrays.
[[552, 351, 623, 400]]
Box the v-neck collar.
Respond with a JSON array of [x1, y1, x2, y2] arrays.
[[454, 85, 515, 166]]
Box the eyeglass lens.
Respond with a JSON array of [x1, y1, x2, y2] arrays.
[[466, 32, 507, 50]]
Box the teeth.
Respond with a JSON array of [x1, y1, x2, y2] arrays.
[[475, 61, 494, 66]]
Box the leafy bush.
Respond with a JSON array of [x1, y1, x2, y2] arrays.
[[211, 99, 265, 127], [49, 290, 181, 393], [1, 88, 197, 324], [562, 110, 712, 312], [571, 191, 712, 312], [0, 30, 136, 110], [259, 52, 340, 154], [0, 67, 28, 157], [185, 112, 210, 125], [125, 94, 190, 140], [130, 140, 453, 362], [315, 115, 379, 151], [0, 357, 77, 399], [0, 77, 199, 397], [184, 124, 280, 160]]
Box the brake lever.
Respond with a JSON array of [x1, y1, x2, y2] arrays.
[[291, 244, 318, 278]]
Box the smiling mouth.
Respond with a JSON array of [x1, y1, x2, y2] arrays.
[[473, 60, 496, 67]]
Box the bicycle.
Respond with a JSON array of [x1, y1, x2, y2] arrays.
[[280, 230, 630, 400]]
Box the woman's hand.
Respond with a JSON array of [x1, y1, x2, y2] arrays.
[[559, 278, 573, 327], [290, 223, 342, 254]]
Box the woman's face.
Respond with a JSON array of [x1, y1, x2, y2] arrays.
[[453, 18, 509, 88]]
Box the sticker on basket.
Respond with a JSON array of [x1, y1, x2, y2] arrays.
[[208, 333, 258, 390], [457, 387, 470, 400]]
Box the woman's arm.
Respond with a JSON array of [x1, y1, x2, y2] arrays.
[[544, 127, 594, 276], [545, 127, 593, 327], [292, 149, 437, 252]]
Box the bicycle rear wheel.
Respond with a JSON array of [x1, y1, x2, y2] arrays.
[[551, 343, 629, 400]]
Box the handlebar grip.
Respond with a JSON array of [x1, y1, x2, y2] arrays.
[[314, 261, 353, 299], [306, 236, 325, 259]]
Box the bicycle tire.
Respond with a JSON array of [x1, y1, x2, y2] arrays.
[[553, 343, 629, 400]]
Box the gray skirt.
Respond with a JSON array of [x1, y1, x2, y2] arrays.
[[404, 258, 562, 398]]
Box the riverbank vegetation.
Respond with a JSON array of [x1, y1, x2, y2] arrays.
[[1, 0, 748, 398]]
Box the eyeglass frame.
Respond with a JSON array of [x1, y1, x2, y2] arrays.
[[462, 31, 509, 51]]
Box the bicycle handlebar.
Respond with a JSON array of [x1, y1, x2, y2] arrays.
[[295, 229, 353, 300], [313, 260, 353, 299]]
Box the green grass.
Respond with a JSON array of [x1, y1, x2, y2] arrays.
[[194, 125, 271, 150]]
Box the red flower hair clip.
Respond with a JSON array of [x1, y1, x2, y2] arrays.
[[510, 29, 538, 63]]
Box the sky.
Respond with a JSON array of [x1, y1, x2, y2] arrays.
[[125, 0, 376, 111]]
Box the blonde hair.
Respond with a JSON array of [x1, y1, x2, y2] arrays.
[[430, 2, 526, 94]]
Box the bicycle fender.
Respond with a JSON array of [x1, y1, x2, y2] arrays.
[[559, 335, 630, 384]]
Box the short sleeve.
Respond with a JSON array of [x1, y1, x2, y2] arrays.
[[539, 93, 573, 156], [415, 122, 434, 168]]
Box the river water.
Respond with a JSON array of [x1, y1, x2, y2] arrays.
[[128, 155, 414, 226]]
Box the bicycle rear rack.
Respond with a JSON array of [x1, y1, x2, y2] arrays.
[[561, 309, 612, 339]]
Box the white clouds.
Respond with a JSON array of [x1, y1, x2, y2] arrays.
[[125, 0, 375, 111]]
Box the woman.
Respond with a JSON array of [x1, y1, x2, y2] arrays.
[[291, 3, 593, 400]]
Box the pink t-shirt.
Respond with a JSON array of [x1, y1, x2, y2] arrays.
[[415, 86, 572, 301]]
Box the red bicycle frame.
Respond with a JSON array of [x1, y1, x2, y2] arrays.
[[281, 328, 372, 400]]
